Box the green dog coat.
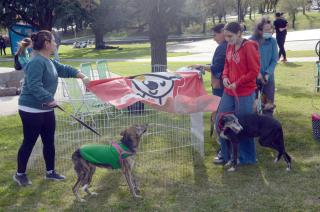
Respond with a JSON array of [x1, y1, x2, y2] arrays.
[[79, 142, 131, 169]]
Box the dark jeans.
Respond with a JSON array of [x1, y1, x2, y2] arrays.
[[276, 35, 286, 60], [17, 110, 56, 173], [0, 47, 6, 55], [212, 88, 224, 97]]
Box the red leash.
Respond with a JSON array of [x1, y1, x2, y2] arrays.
[[111, 141, 133, 172]]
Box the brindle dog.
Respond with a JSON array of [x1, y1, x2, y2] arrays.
[[71, 124, 147, 202]]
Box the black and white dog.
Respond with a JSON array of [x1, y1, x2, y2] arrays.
[[219, 113, 292, 172]]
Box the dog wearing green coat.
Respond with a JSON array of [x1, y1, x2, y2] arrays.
[[71, 124, 148, 202]]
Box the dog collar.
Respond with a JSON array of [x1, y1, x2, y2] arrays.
[[217, 111, 235, 133], [111, 142, 133, 169]]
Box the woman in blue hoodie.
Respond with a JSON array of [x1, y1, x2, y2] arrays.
[[13, 30, 90, 187], [251, 18, 278, 116]]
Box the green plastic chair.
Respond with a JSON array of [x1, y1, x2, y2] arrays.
[[80, 63, 94, 80], [96, 59, 111, 79], [61, 78, 110, 120]]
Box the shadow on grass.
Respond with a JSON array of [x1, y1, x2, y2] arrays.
[[276, 86, 314, 98], [192, 150, 209, 188], [66, 171, 121, 211], [283, 62, 303, 68]]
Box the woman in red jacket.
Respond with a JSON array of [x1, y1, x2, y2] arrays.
[[215, 22, 260, 165]]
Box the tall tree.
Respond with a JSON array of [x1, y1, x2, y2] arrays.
[[130, 0, 186, 71], [78, 0, 127, 49], [54, 0, 88, 33], [279, 0, 300, 29]]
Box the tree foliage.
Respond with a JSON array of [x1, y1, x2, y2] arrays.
[[0, 0, 63, 31]]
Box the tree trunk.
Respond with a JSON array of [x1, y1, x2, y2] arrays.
[[149, 5, 169, 72], [202, 22, 206, 34], [176, 22, 183, 35], [94, 29, 105, 49], [212, 16, 215, 25], [249, 7, 252, 20], [292, 13, 296, 29], [150, 38, 167, 72]]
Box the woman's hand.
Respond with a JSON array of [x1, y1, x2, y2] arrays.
[[264, 74, 269, 83], [47, 100, 57, 108], [81, 76, 90, 86], [223, 78, 231, 88], [229, 83, 236, 90]]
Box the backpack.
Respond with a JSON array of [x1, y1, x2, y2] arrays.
[[14, 54, 22, 70]]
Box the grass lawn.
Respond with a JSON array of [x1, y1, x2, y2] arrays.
[[0, 43, 189, 60], [286, 50, 318, 58], [1, 61, 320, 211], [237, 11, 320, 32]]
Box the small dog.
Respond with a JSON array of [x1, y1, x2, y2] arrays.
[[71, 124, 147, 202], [219, 113, 291, 172]]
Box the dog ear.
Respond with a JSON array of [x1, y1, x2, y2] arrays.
[[120, 129, 126, 136], [135, 124, 147, 136]]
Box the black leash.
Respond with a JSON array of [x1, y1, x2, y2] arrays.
[[50, 104, 101, 136]]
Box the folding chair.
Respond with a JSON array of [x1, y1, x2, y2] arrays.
[[80, 63, 95, 80], [96, 59, 111, 79], [61, 78, 110, 123]]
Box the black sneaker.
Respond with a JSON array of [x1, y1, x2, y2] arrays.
[[45, 170, 66, 181], [13, 173, 32, 186]]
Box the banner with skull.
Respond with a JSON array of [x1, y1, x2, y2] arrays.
[[87, 71, 220, 114]]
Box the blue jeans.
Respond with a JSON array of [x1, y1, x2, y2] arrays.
[[215, 92, 257, 164]]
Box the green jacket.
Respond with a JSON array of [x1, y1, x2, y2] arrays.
[[19, 54, 79, 110], [79, 143, 131, 169]]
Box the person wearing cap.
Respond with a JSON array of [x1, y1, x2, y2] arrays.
[[273, 12, 288, 62]]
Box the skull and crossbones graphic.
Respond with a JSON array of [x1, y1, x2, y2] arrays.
[[130, 72, 182, 105]]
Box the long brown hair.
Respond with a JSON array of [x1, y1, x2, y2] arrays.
[[253, 17, 273, 41], [16, 38, 32, 55], [30, 30, 52, 51]]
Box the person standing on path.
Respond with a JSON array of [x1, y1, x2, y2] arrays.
[[273, 12, 288, 62], [0, 35, 6, 56]]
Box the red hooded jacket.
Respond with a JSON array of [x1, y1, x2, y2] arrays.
[[222, 40, 260, 96]]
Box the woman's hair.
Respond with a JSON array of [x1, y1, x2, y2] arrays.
[[211, 24, 225, 34], [254, 17, 273, 40], [224, 22, 242, 34], [30, 30, 52, 50], [16, 38, 32, 55]]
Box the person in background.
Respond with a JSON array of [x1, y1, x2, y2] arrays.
[[13, 30, 90, 187], [16, 38, 33, 69], [52, 29, 61, 62], [189, 24, 228, 163], [251, 17, 278, 116], [0, 35, 6, 56], [215, 22, 260, 165], [273, 12, 288, 62]]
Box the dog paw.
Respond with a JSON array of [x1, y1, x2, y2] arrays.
[[91, 192, 98, 196], [273, 158, 279, 163], [286, 167, 291, 172], [227, 167, 236, 172]]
